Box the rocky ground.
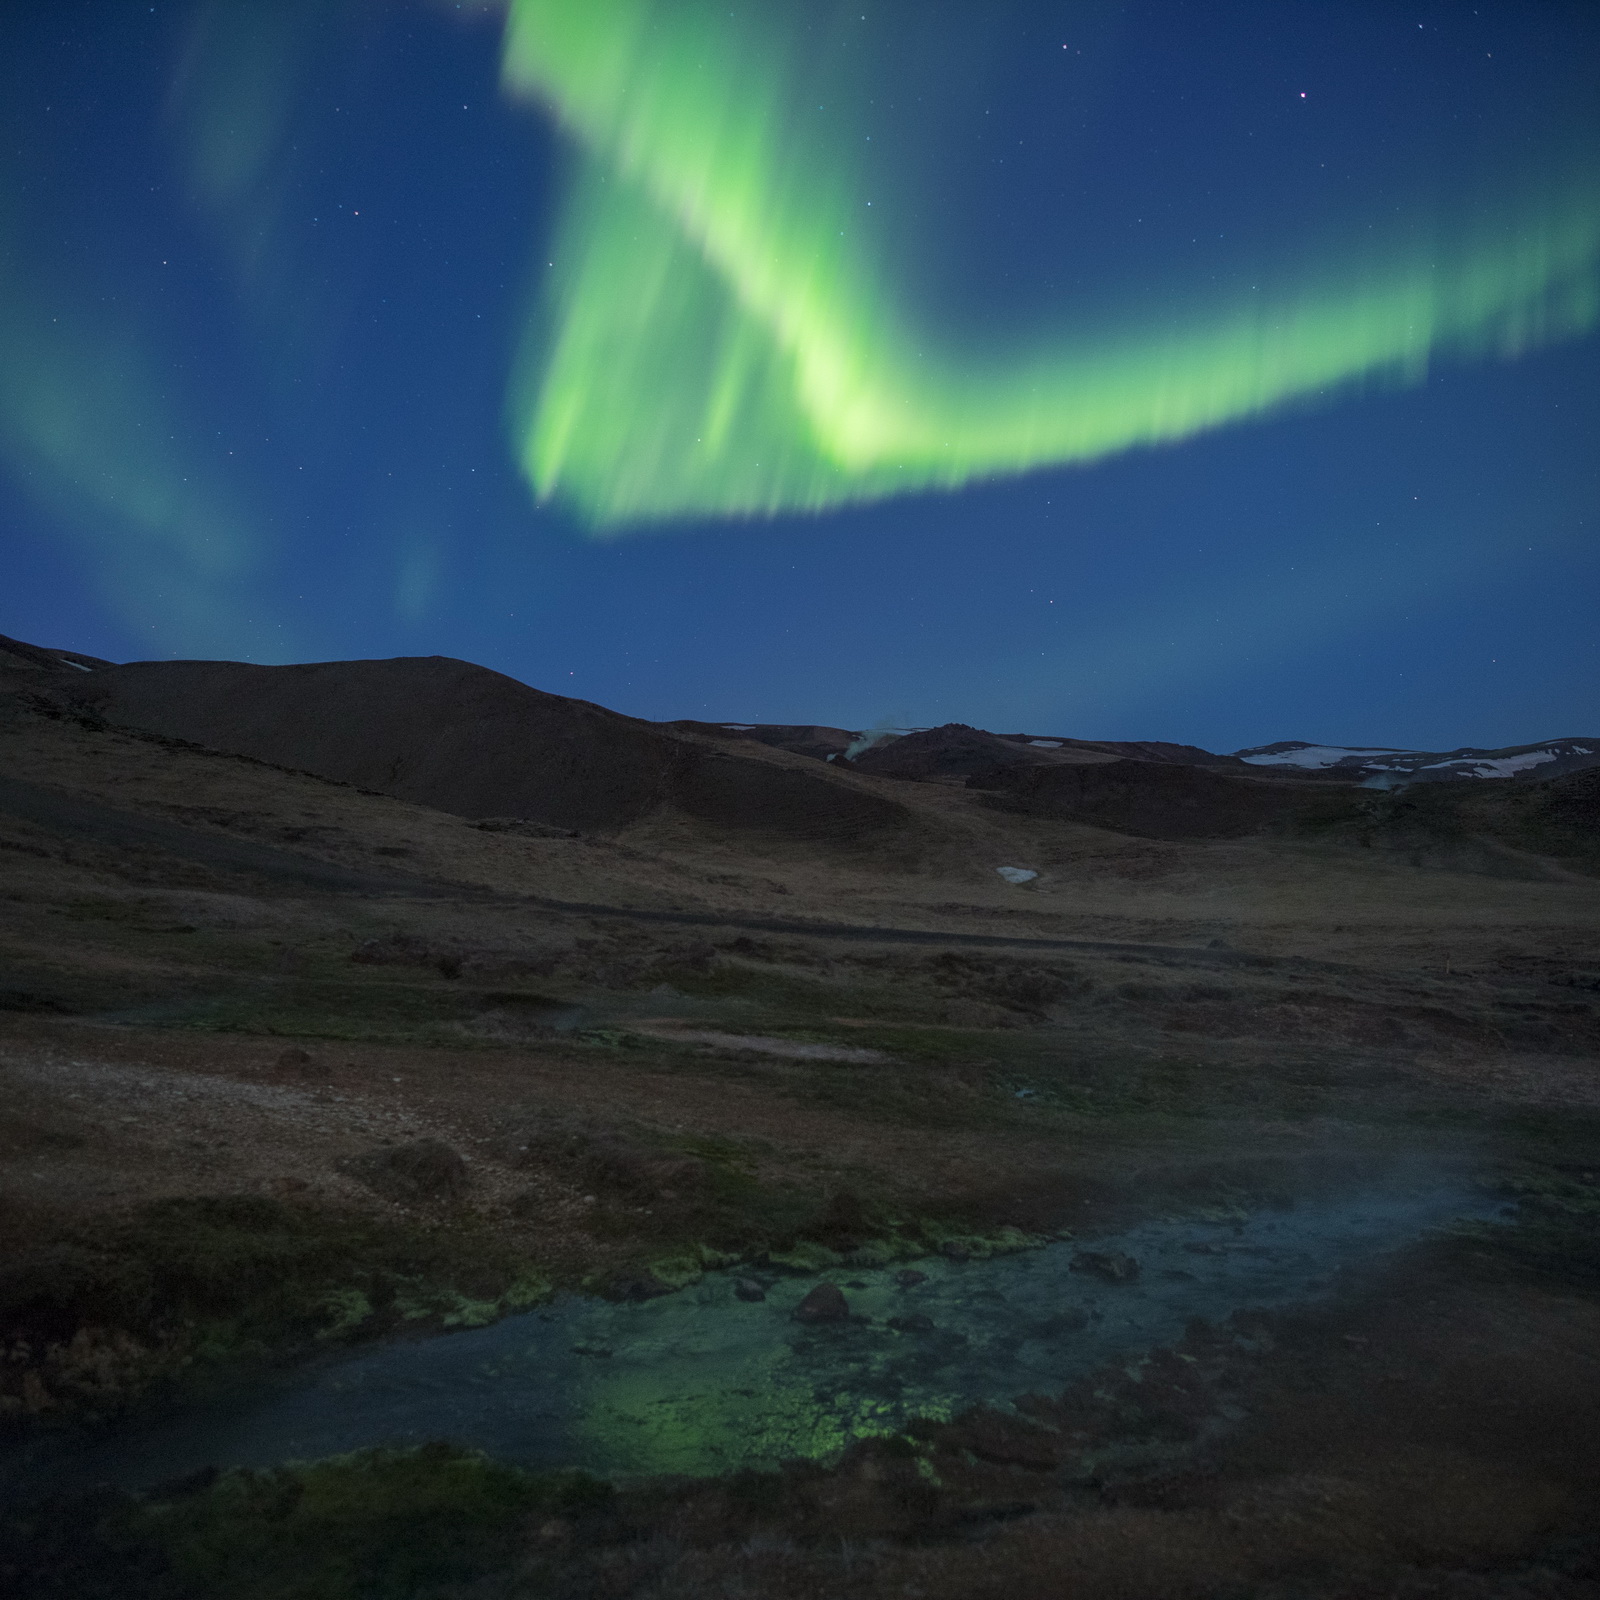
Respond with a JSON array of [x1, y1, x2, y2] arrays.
[[1, 660, 1598, 1597]]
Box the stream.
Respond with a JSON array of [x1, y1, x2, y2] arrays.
[[0, 1182, 1496, 1503]]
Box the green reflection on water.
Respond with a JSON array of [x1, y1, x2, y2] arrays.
[[570, 1321, 957, 1476]]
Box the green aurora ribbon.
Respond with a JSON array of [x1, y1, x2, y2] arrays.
[[501, 0, 1600, 529]]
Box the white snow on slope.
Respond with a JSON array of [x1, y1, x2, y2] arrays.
[[1419, 751, 1558, 778], [1237, 740, 1598, 781], [1240, 745, 1412, 769]]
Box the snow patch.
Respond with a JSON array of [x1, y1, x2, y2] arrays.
[[1239, 744, 1412, 769], [1420, 750, 1559, 778], [995, 866, 1038, 885]]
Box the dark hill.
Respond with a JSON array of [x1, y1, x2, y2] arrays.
[[0, 632, 112, 674], [1357, 765, 1600, 873], [849, 723, 1102, 783], [667, 721, 855, 762], [976, 758, 1340, 839], [45, 656, 912, 841], [996, 734, 1239, 767]]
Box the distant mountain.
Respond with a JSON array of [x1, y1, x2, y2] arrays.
[[7, 635, 1595, 855], [691, 720, 1239, 773], [1234, 739, 1600, 785], [666, 720, 856, 763]]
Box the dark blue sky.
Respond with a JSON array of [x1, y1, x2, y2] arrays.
[[2, 0, 1596, 751]]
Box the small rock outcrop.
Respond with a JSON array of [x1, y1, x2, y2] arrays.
[[610, 1274, 672, 1302], [1069, 1250, 1141, 1283], [792, 1282, 850, 1323], [275, 1047, 330, 1079], [342, 1138, 468, 1203]]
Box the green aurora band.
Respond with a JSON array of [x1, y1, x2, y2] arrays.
[[501, 0, 1600, 529]]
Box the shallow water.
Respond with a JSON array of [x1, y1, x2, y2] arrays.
[[1, 1184, 1495, 1501]]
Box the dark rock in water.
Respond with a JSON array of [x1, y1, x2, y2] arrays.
[[341, 1138, 467, 1202], [887, 1313, 935, 1333], [1070, 1250, 1141, 1283], [733, 1278, 768, 1303], [1029, 1309, 1089, 1337], [939, 1241, 971, 1262], [894, 1269, 928, 1288], [611, 1275, 672, 1303], [945, 1409, 1061, 1471], [570, 1343, 612, 1358], [792, 1282, 849, 1323]]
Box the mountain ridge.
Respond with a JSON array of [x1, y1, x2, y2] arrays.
[[6, 639, 1596, 857]]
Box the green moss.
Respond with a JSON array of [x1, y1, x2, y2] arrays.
[[502, 1269, 556, 1309], [371, 1268, 552, 1329], [0, 1196, 556, 1410], [841, 1238, 906, 1268], [574, 1353, 945, 1477], [910, 1220, 1044, 1260], [575, 1027, 647, 1048], [313, 1289, 374, 1341], [113, 1445, 606, 1600], [645, 1255, 704, 1290], [645, 1243, 747, 1290], [766, 1241, 842, 1272], [391, 1288, 493, 1328]]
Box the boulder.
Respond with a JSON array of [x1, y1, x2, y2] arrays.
[[792, 1282, 850, 1323], [946, 1409, 1061, 1471], [1069, 1250, 1141, 1283], [610, 1274, 673, 1302]]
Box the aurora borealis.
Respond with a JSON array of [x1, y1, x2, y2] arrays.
[[1, 1, 1597, 746], [502, 0, 1600, 524]]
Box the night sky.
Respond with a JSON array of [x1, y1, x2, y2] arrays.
[[3, 0, 1597, 752]]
